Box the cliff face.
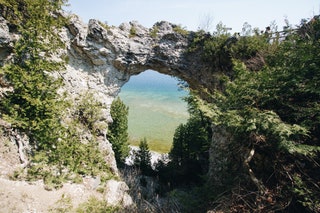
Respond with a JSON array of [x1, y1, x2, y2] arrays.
[[0, 13, 137, 211]]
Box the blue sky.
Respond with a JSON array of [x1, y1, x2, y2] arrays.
[[66, 0, 319, 32]]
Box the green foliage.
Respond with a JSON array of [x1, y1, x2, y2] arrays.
[[229, 35, 269, 60], [167, 114, 210, 185], [292, 174, 320, 211], [200, 17, 320, 211], [189, 21, 271, 73], [0, 0, 114, 187], [129, 26, 137, 38], [172, 24, 188, 35], [154, 94, 212, 187], [0, 0, 66, 184], [169, 17, 320, 211], [76, 196, 119, 213], [98, 20, 110, 31], [49, 194, 73, 213], [108, 97, 130, 164], [150, 25, 159, 38], [9, 92, 114, 189], [199, 25, 234, 70], [134, 138, 152, 175], [27, 117, 113, 189], [187, 30, 210, 53], [44, 93, 114, 183], [75, 92, 107, 134], [0, 0, 67, 148], [170, 117, 209, 165]]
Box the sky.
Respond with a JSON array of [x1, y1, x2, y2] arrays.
[[65, 0, 319, 33]]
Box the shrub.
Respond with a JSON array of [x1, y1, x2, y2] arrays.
[[129, 26, 137, 38], [76, 197, 119, 213], [201, 19, 320, 211], [75, 92, 107, 134], [98, 20, 110, 31], [173, 24, 188, 35], [149, 26, 159, 38]]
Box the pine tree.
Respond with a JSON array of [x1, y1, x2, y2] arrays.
[[0, 0, 67, 147], [108, 97, 130, 164], [134, 138, 152, 175], [169, 115, 210, 184]]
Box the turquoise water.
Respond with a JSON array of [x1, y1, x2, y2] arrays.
[[118, 70, 189, 153]]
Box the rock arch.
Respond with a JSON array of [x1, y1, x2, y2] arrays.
[[0, 12, 235, 209], [65, 16, 219, 97]]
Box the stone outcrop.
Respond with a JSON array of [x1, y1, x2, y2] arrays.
[[0, 11, 226, 211], [64, 15, 218, 96]]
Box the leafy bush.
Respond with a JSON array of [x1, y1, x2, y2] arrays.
[[49, 194, 73, 213], [189, 21, 271, 73]]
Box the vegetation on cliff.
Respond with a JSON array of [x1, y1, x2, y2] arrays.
[[191, 17, 320, 212], [0, 0, 319, 212], [136, 17, 320, 212], [0, 0, 115, 189], [108, 97, 130, 164]]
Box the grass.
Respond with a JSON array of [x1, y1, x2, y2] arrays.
[[76, 197, 119, 213]]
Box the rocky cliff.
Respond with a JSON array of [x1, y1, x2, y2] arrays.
[[0, 10, 228, 211]]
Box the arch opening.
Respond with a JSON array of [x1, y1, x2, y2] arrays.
[[118, 69, 189, 153]]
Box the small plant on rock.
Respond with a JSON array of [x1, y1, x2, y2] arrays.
[[129, 26, 137, 38], [173, 24, 188, 36], [150, 26, 159, 38]]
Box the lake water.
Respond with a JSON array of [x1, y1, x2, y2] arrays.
[[118, 70, 189, 153]]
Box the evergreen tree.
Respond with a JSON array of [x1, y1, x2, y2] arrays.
[[166, 93, 212, 186], [134, 138, 152, 175], [108, 97, 130, 164], [0, 0, 67, 148], [169, 115, 210, 185], [199, 17, 320, 211]]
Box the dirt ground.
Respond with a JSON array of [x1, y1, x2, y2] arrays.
[[0, 133, 102, 212], [0, 126, 132, 212]]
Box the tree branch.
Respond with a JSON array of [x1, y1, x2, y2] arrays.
[[244, 148, 266, 194]]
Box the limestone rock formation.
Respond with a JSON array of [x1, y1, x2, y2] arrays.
[[64, 15, 217, 95], [0, 10, 225, 211]]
